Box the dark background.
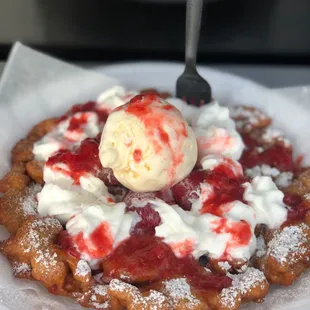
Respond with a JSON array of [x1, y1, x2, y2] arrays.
[[1, 0, 310, 65]]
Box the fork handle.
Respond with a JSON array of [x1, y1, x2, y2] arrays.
[[185, 0, 204, 72]]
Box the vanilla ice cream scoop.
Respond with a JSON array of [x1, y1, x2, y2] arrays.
[[99, 93, 198, 192]]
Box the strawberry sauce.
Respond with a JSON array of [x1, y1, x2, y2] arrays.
[[57, 230, 81, 259], [57, 222, 114, 260], [200, 168, 247, 216], [61, 101, 110, 124], [67, 113, 89, 132], [102, 235, 232, 290], [46, 138, 118, 186], [55, 101, 111, 144], [172, 170, 207, 211], [46, 138, 101, 185], [72, 222, 114, 259], [212, 218, 252, 260], [240, 133, 295, 172]]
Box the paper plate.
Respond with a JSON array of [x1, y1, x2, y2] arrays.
[[0, 48, 309, 309]]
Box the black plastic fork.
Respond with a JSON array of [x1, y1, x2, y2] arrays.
[[176, 0, 212, 106]]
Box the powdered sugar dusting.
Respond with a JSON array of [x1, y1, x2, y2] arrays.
[[33, 250, 59, 278], [21, 183, 42, 215], [20, 217, 62, 273], [109, 279, 130, 293], [229, 106, 269, 131], [262, 128, 291, 148], [145, 290, 167, 307], [89, 285, 109, 309], [34, 251, 58, 267], [77, 285, 110, 309], [304, 193, 310, 200], [267, 224, 309, 265], [220, 286, 240, 308], [229, 267, 266, 295], [109, 279, 167, 308], [163, 278, 200, 307], [12, 262, 31, 275], [76, 260, 91, 277], [220, 268, 266, 308], [23, 217, 61, 253], [93, 285, 108, 297]]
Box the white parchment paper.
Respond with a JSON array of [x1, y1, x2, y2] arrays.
[[0, 42, 119, 310], [0, 42, 310, 310]]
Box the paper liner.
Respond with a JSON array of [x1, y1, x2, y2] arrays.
[[0, 42, 309, 310]]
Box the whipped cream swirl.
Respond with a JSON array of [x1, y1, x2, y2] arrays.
[[243, 176, 288, 229], [33, 86, 137, 162], [33, 112, 101, 162], [37, 164, 115, 224], [151, 199, 256, 261], [66, 203, 136, 268]]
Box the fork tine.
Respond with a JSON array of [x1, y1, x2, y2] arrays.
[[176, 71, 212, 106], [176, 0, 212, 106]]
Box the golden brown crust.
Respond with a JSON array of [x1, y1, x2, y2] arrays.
[[10, 118, 57, 183], [11, 162, 26, 173], [0, 184, 40, 234], [27, 118, 58, 141], [26, 160, 44, 184], [208, 258, 247, 275], [256, 222, 310, 286], [109, 278, 205, 310], [78, 284, 122, 310], [0, 216, 88, 295], [218, 267, 269, 309], [230, 105, 272, 134], [1, 216, 62, 263], [11, 139, 34, 164], [0, 171, 30, 193], [287, 168, 310, 196]]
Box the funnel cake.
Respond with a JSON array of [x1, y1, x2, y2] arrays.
[[1, 87, 310, 310]]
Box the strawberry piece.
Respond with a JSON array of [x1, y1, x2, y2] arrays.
[[171, 170, 207, 211], [98, 167, 119, 186], [260, 145, 294, 172], [283, 193, 302, 208], [123, 191, 161, 236], [56, 230, 80, 259], [156, 188, 176, 205], [283, 194, 310, 225], [129, 205, 161, 236], [123, 191, 157, 208], [240, 144, 294, 172], [47, 138, 101, 185]]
